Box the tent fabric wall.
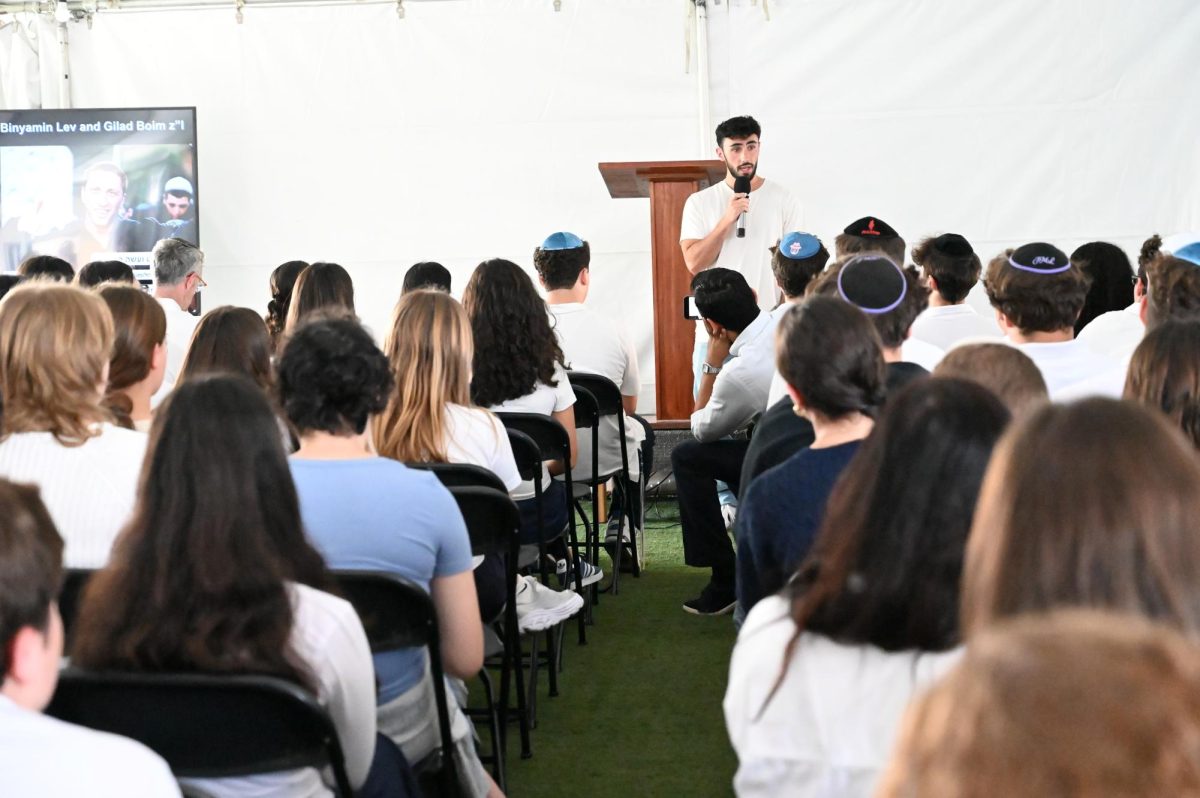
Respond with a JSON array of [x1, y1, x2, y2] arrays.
[[0, 15, 63, 109], [7, 0, 1200, 413]]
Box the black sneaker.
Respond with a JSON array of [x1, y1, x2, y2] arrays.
[[682, 585, 736, 616]]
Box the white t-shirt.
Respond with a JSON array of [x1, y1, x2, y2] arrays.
[[680, 179, 804, 337], [1014, 339, 1124, 400], [0, 695, 180, 798], [444, 404, 522, 492], [725, 595, 961, 798], [184, 583, 376, 798], [152, 297, 201, 407], [488, 362, 576, 499], [1076, 302, 1144, 362], [0, 424, 147, 568], [910, 304, 1002, 351], [548, 302, 645, 480], [899, 337, 945, 372], [765, 302, 795, 408]]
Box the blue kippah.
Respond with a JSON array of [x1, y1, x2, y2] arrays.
[[541, 232, 584, 251], [778, 232, 821, 260], [1175, 242, 1200, 267]]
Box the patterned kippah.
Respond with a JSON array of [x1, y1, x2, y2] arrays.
[[778, 232, 822, 260], [842, 216, 898, 239], [1008, 242, 1071, 274]]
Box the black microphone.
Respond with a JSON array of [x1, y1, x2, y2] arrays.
[[734, 175, 751, 238]]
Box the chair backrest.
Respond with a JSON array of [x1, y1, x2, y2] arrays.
[[58, 568, 94, 642], [496, 412, 571, 466], [567, 371, 625, 417], [448, 485, 520, 560], [47, 669, 355, 795], [505, 426, 542, 482], [569, 384, 600, 430], [408, 461, 508, 493], [331, 571, 437, 653]]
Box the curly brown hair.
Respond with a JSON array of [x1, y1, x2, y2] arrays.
[[983, 249, 1091, 333], [1145, 255, 1200, 330], [463, 259, 564, 408]]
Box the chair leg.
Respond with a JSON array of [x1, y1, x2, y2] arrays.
[[503, 620, 533, 759], [477, 668, 506, 791]]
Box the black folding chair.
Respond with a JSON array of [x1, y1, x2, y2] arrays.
[[409, 461, 509, 493], [498, 413, 591, 647], [567, 371, 642, 589], [447, 484, 525, 773], [332, 571, 458, 797], [47, 669, 356, 796]]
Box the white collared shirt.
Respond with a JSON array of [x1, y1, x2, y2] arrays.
[[691, 311, 778, 442], [0, 695, 179, 797]]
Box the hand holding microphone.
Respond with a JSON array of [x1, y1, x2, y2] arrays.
[[733, 176, 752, 238]]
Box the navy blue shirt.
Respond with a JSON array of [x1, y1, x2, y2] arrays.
[[736, 440, 862, 618]]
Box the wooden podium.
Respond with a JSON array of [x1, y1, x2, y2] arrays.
[[598, 160, 727, 424]]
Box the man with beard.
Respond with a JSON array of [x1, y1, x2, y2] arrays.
[[680, 116, 803, 385]]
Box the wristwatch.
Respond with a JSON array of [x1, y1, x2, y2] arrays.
[[701, 362, 722, 375]]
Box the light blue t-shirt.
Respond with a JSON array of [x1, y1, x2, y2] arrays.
[[290, 457, 473, 702]]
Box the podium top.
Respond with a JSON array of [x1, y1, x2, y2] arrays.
[[598, 160, 728, 199]]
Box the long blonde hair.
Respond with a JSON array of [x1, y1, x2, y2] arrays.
[[0, 282, 114, 445], [373, 290, 474, 462]]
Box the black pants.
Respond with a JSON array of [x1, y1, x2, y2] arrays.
[[672, 438, 748, 590]]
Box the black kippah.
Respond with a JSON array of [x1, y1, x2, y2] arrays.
[[842, 216, 898, 239], [1008, 242, 1071, 274], [837, 255, 907, 314], [932, 233, 973, 257]]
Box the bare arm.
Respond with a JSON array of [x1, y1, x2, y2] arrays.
[[546, 405, 579, 474], [680, 192, 749, 274], [621, 394, 638, 416], [430, 571, 484, 679]]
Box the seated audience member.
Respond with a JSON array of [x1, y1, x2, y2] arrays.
[[0, 284, 146, 568], [284, 262, 356, 334], [402, 261, 452, 294], [1072, 240, 1135, 335], [983, 242, 1121, 398], [878, 611, 1200, 798], [375, 290, 582, 631], [277, 316, 501, 798], [76, 259, 135, 287], [178, 306, 274, 396], [673, 268, 778, 615], [1077, 234, 1160, 359], [98, 284, 167, 431], [0, 479, 179, 797], [534, 231, 648, 555], [1142, 246, 1200, 329], [963, 398, 1200, 636], [1124, 320, 1200, 449], [0, 274, 21, 301], [17, 254, 74, 282], [764, 231, 831, 406], [465, 259, 604, 589], [833, 216, 940, 368], [910, 233, 1001, 349], [72, 375, 410, 798], [933, 342, 1048, 416], [150, 237, 206, 403], [264, 259, 309, 351], [727, 378, 1008, 796], [739, 255, 931, 497]]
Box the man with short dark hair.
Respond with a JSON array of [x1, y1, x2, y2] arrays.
[[680, 116, 803, 384], [0, 479, 179, 796], [763, 231, 829, 406], [161, 177, 194, 221], [401, 261, 452, 294], [910, 232, 1001, 349], [984, 242, 1120, 398], [152, 237, 206, 403], [17, 254, 74, 282], [535, 232, 649, 559], [673, 268, 777, 615]]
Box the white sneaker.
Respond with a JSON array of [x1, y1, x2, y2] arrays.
[[515, 575, 584, 632], [556, 558, 604, 589], [721, 504, 738, 531]]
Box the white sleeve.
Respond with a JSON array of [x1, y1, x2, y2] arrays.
[[296, 589, 378, 790], [552, 363, 576, 412], [679, 191, 708, 242], [782, 187, 804, 232], [691, 367, 757, 443], [617, 325, 640, 398], [486, 412, 524, 492]]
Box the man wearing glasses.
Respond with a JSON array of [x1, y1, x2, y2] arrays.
[[151, 237, 206, 404]]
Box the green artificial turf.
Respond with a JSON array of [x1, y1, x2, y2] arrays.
[[498, 507, 739, 797]]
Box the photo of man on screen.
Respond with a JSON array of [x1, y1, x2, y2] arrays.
[[51, 161, 195, 265], [161, 176, 194, 220]]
